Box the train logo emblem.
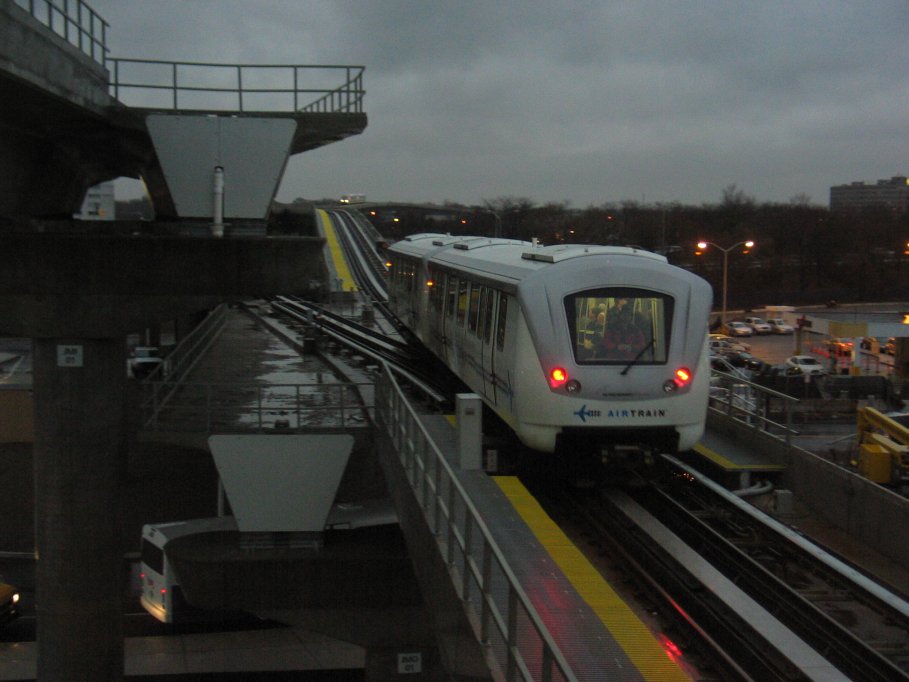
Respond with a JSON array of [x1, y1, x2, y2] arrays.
[[573, 405, 601, 422]]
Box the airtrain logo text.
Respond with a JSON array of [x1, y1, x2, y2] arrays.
[[573, 405, 601, 422], [574, 405, 667, 422]]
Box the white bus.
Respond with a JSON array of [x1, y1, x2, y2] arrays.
[[139, 516, 237, 623], [339, 193, 366, 204]]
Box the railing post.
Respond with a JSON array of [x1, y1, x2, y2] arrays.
[[237, 65, 243, 111], [446, 478, 457, 566], [506, 587, 518, 681], [480, 541, 493, 644], [206, 383, 212, 433], [171, 62, 178, 109], [295, 384, 301, 430], [461, 515, 473, 601]]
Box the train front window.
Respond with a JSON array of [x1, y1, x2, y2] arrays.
[[567, 288, 673, 364]]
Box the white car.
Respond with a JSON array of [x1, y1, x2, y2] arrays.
[[724, 321, 754, 337], [785, 355, 826, 375], [766, 318, 794, 334], [743, 316, 772, 334], [709, 334, 751, 352], [129, 347, 163, 379]]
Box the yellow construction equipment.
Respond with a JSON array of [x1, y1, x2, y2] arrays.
[[854, 407, 909, 486]]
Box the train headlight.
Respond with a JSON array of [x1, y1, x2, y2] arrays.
[[565, 379, 581, 393], [664, 367, 692, 392]]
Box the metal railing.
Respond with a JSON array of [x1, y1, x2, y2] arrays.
[[108, 58, 365, 113], [14, 0, 108, 65], [709, 370, 799, 446], [375, 365, 576, 682], [141, 304, 228, 423]]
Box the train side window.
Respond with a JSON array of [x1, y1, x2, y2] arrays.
[[483, 289, 496, 343], [468, 284, 481, 333], [141, 539, 164, 575], [496, 295, 508, 351], [446, 276, 458, 317], [428, 267, 442, 311], [457, 279, 469, 326], [477, 287, 488, 339], [407, 262, 416, 296]]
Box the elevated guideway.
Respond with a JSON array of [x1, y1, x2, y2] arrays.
[[0, 2, 368, 678], [106, 224, 909, 678], [0, 0, 367, 221]]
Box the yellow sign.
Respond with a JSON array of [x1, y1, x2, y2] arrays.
[[828, 321, 867, 338]]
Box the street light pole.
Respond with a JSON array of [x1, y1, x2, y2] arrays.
[[696, 239, 754, 324]]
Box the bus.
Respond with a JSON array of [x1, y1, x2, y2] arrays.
[[339, 193, 366, 204], [139, 515, 237, 623]]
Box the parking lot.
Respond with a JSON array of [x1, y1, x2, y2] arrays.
[[720, 330, 895, 376]]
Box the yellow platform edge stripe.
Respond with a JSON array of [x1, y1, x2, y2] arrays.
[[693, 442, 786, 471], [317, 209, 356, 291], [493, 476, 691, 681]]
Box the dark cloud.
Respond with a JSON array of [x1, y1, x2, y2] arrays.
[[91, 1, 909, 206]]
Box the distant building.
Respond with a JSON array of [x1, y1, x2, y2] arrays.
[[829, 175, 909, 212], [76, 181, 115, 220]]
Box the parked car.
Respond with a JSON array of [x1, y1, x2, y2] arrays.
[[717, 349, 763, 370], [0, 576, 20, 626], [785, 355, 827, 375], [743, 316, 772, 334], [709, 354, 751, 379], [766, 318, 794, 335], [724, 321, 753, 337], [709, 338, 747, 354], [708, 334, 751, 351]]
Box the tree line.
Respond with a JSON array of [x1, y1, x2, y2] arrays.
[[370, 186, 909, 310]]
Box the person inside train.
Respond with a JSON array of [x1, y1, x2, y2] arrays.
[[599, 310, 646, 360], [580, 310, 607, 359]]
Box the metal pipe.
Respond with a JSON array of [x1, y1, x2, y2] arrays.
[[212, 165, 224, 236]]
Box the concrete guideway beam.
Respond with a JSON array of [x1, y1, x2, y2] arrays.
[[146, 115, 296, 221], [0, 232, 326, 337]]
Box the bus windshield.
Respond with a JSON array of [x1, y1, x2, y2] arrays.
[[567, 288, 673, 364]]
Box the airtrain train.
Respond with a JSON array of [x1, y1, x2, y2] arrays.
[[386, 234, 713, 465]]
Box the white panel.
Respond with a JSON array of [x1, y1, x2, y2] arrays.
[[147, 114, 296, 219], [208, 434, 353, 532]]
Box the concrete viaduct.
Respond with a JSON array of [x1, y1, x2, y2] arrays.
[[0, 1, 366, 678]]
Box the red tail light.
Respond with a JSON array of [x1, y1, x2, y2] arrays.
[[549, 367, 568, 388], [674, 367, 692, 386]]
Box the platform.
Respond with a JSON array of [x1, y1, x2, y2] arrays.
[[691, 430, 787, 489], [412, 412, 692, 680]]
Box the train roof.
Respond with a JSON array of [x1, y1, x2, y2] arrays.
[[389, 233, 669, 283]]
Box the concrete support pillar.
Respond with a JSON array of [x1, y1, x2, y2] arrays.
[[33, 337, 127, 681]]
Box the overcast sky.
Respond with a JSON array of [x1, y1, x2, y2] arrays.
[[89, 1, 909, 208]]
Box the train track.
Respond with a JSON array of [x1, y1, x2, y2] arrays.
[[270, 296, 458, 407], [529, 458, 909, 680]]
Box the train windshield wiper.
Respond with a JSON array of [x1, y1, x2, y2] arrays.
[[621, 337, 655, 375]]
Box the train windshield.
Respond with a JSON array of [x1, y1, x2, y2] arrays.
[[567, 288, 674, 364]]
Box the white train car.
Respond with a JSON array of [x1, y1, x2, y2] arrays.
[[386, 234, 712, 465]]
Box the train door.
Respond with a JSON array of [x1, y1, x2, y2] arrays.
[[442, 274, 458, 364], [481, 289, 500, 405]]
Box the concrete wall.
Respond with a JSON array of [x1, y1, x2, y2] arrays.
[[706, 412, 909, 568], [0, 388, 34, 442], [0, 0, 112, 114]]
